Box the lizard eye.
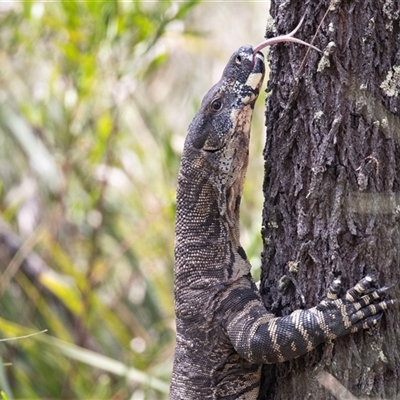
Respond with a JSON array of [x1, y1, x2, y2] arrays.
[[211, 99, 223, 111], [235, 55, 242, 64]]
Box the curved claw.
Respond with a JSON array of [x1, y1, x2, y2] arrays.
[[374, 284, 396, 302], [252, 15, 322, 55], [327, 277, 342, 300]]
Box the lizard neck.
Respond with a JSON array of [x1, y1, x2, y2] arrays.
[[174, 166, 250, 289]]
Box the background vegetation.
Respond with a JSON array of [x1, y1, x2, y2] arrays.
[[0, 1, 269, 399]]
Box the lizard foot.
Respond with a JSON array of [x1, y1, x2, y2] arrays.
[[315, 275, 396, 339]]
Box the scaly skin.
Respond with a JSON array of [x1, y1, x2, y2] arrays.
[[170, 45, 394, 399]]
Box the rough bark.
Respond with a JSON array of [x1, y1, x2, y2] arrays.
[[259, 1, 400, 398]]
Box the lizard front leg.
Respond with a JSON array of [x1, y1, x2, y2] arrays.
[[226, 275, 394, 364]]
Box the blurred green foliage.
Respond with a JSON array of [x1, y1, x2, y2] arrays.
[[0, 1, 200, 398]]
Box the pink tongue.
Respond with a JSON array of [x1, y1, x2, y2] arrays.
[[252, 16, 322, 56], [253, 36, 321, 55]]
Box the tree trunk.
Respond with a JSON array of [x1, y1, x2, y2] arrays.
[[259, 1, 400, 398]]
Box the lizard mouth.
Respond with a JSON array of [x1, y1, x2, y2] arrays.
[[249, 50, 265, 76], [251, 51, 264, 72], [246, 52, 265, 90]]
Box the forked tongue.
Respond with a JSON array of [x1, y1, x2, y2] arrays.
[[253, 16, 321, 57]]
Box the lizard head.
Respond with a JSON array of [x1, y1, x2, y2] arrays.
[[182, 46, 265, 227], [186, 45, 265, 156]]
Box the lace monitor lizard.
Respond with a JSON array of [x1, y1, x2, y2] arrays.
[[170, 20, 395, 400]]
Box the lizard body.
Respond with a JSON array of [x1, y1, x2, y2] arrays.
[[170, 40, 393, 399]]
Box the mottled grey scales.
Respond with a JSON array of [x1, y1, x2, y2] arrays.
[[170, 45, 394, 399]]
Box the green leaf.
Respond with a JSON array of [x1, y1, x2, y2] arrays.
[[45, 336, 170, 394], [39, 273, 83, 316], [1, 391, 9, 400]]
